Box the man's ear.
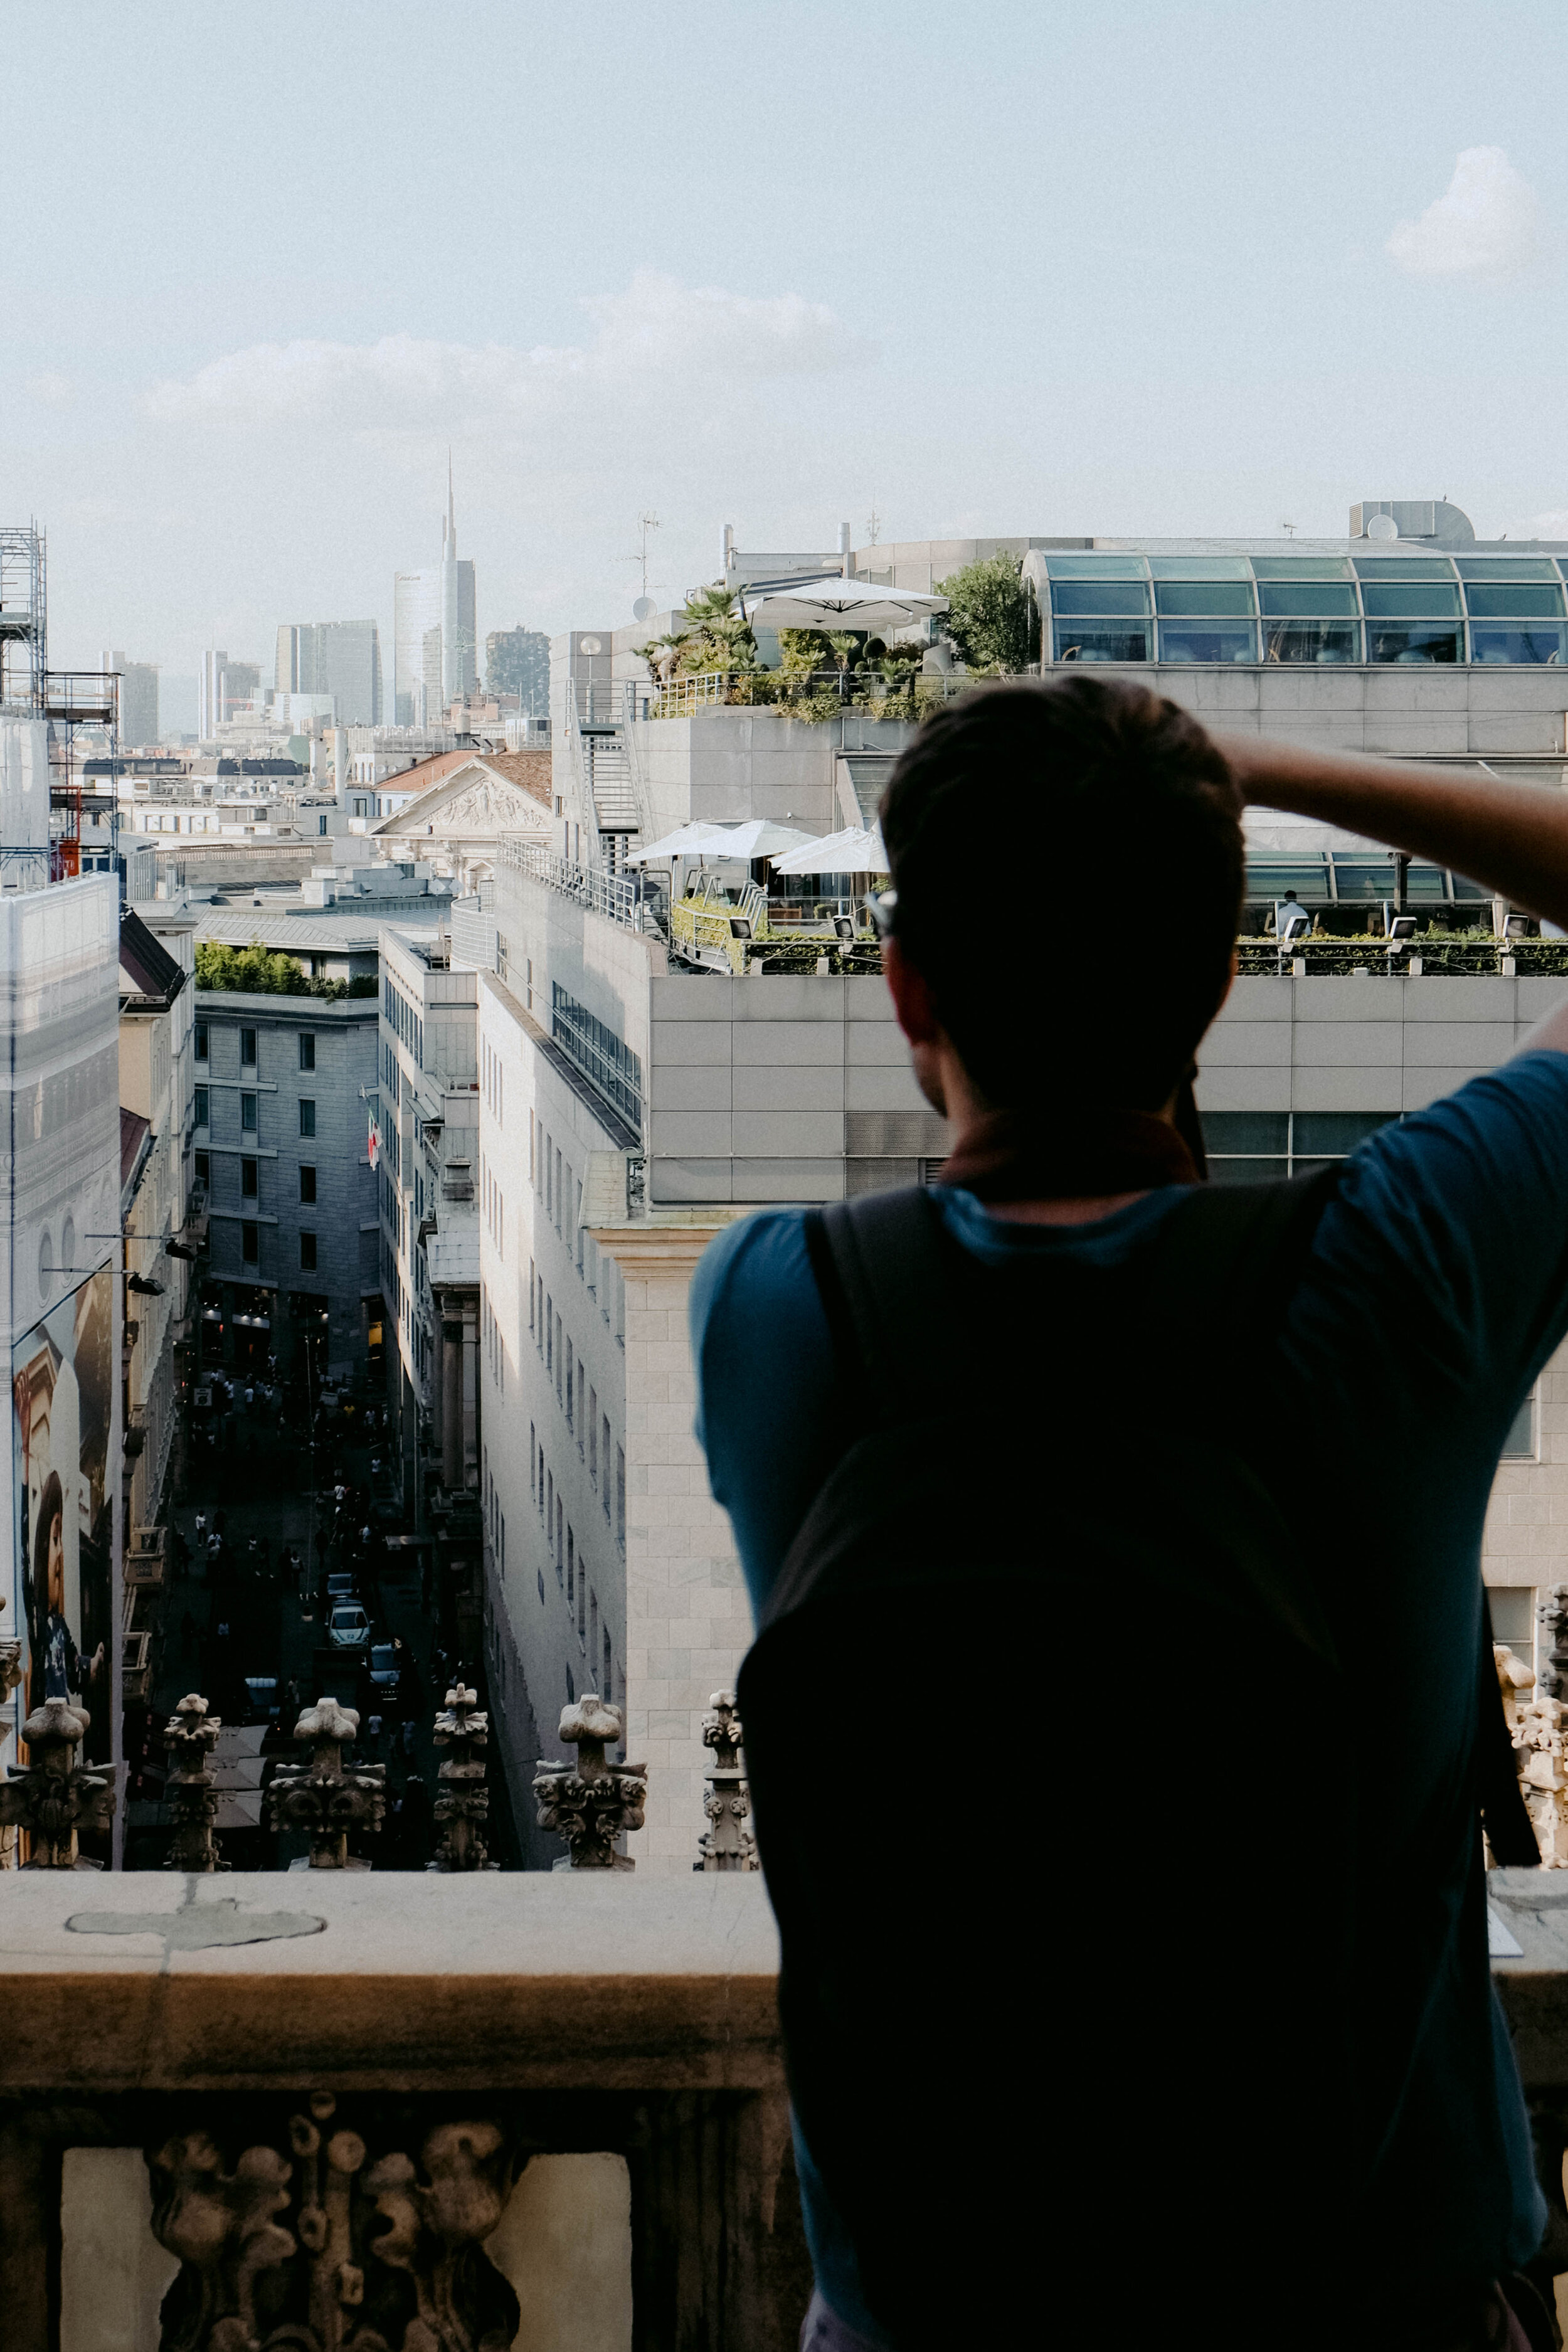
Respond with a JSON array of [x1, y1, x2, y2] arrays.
[[882, 937, 942, 1046]]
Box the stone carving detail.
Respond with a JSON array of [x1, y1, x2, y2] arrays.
[[696, 1690, 757, 1873], [146, 2091, 522, 2351], [430, 1685, 494, 1873], [265, 1697, 385, 1870], [1540, 1584, 1568, 1702], [0, 1592, 23, 1707], [164, 1693, 228, 1874], [0, 1697, 114, 1866], [534, 1692, 646, 1869], [1497, 1642, 1568, 1866]]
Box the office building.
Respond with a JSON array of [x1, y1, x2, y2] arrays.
[[275, 620, 383, 728], [395, 473, 476, 726], [485, 627, 549, 718], [99, 652, 159, 750], [198, 652, 262, 739], [192, 983, 379, 1382]]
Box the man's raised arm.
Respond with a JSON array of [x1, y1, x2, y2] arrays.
[[1215, 734, 1568, 935]]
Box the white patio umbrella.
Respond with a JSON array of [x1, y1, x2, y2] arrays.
[[629, 819, 816, 866], [627, 822, 733, 864], [770, 825, 889, 876], [746, 576, 949, 636]]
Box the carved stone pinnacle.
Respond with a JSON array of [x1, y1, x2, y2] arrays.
[[265, 1693, 385, 1869], [534, 1691, 647, 1870], [696, 1688, 758, 1873], [430, 1683, 495, 1873], [0, 1695, 114, 1867], [162, 1692, 228, 1874]]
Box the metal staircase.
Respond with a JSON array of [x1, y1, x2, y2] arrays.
[[581, 727, 639, 834]]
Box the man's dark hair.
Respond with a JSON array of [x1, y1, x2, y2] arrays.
[[880, 675, 1244, 1110]]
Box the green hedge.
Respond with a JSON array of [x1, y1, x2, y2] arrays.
[[1236, 931, 1568, 978], [196, 940, 352, 999]]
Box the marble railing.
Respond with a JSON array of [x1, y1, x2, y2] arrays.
[[0, 1872, 806, 2352]]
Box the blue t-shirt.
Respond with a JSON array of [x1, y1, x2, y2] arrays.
[[691, 1056, 1568, 2340]]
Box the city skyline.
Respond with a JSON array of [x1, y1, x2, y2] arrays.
[[11, 1, 1568, 675]]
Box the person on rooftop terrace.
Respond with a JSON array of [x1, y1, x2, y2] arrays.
[[691, 675, 1568, 2352]]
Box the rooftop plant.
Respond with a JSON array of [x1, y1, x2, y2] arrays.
[[196, 940, 363, 998]]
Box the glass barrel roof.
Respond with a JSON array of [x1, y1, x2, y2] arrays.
[[1040, 550, 1568, 665]]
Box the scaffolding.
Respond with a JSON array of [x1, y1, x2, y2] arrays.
[[0, 524, 46, 709], [1, 523, 120, 884]]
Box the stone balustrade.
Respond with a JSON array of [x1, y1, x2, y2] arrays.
[[0, 1872, 805, 2352]]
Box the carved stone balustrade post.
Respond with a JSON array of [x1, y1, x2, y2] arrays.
[[1540, 1583, 1568, 1702], [0, 1697, 114, 1866], [162, 1692, 228, 1873], [697, 1689, 758, 1872], [146, 2091, 523, 2350], [430, 1683, 495, 1872], [265, 1695, 386, 1869], [534, 1692, 647, 1869]]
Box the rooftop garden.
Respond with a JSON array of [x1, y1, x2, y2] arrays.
[[645, 557, 1036, 721], [196, 940, 378, 999]]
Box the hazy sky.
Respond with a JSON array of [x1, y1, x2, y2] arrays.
[[8, 0, 1568, 691]]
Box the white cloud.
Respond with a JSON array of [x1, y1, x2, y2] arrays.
[[1386, 146, 1542, 280], [139, 271, 874, 432], [24, 371, 75, 407]]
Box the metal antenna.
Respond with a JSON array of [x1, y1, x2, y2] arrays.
[[620, 511, 662, 598]]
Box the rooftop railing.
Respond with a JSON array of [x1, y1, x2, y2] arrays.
[[500, 838, 647, 931], [649, 669, 972, 722]]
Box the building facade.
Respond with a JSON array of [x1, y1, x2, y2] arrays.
[[198, 652, 262, 740], [275, 621, 383, 728], [118, 908, 198, 1540], [374, 929, 480, 1517], [485, 627, 550, 718], [100, 652, 159, 750], [193, 988, 379, 1381]]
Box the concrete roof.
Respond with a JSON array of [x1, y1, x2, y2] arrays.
[[193, 909, 438, 952]]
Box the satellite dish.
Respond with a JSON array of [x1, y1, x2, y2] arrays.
[[1366, 512, 1399, 542], [632, 596, 654, 623]]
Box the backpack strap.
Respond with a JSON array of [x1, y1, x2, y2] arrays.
[[803, 1189, 953, 1429]]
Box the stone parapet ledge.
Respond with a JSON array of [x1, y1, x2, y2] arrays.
[[0, 1871, 782, 2097], [1488, 1866, 1568, 2089]]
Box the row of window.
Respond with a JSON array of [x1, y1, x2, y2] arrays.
[[383, 978, 423, 1067], [195, 1086, 317, 1138], [527, 1426, 619, 1695], [528, 1266, 626, 1549], [551, 983, 644, 1128], [482, 1039, 505, 1125], [1051, 618, 1564, 666], [195, 1021, 316, 1071], [231, 1221, 319, 1269], [215, 1156, 319, 1204]]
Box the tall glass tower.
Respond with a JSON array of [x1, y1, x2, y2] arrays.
[[394, 466, 476, 725]]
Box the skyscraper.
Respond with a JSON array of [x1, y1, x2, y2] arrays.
[[98, 651, 159, 748], [485, 627, 550, 716], [394, 467, 476, 724], [275, 620, 383, 726], [198, 652, 261, 739]]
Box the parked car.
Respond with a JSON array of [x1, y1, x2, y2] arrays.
[[368, 1640, 404, 1708], [327, 1602, 371, 1650], [325, 1573, 358, 1602]]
